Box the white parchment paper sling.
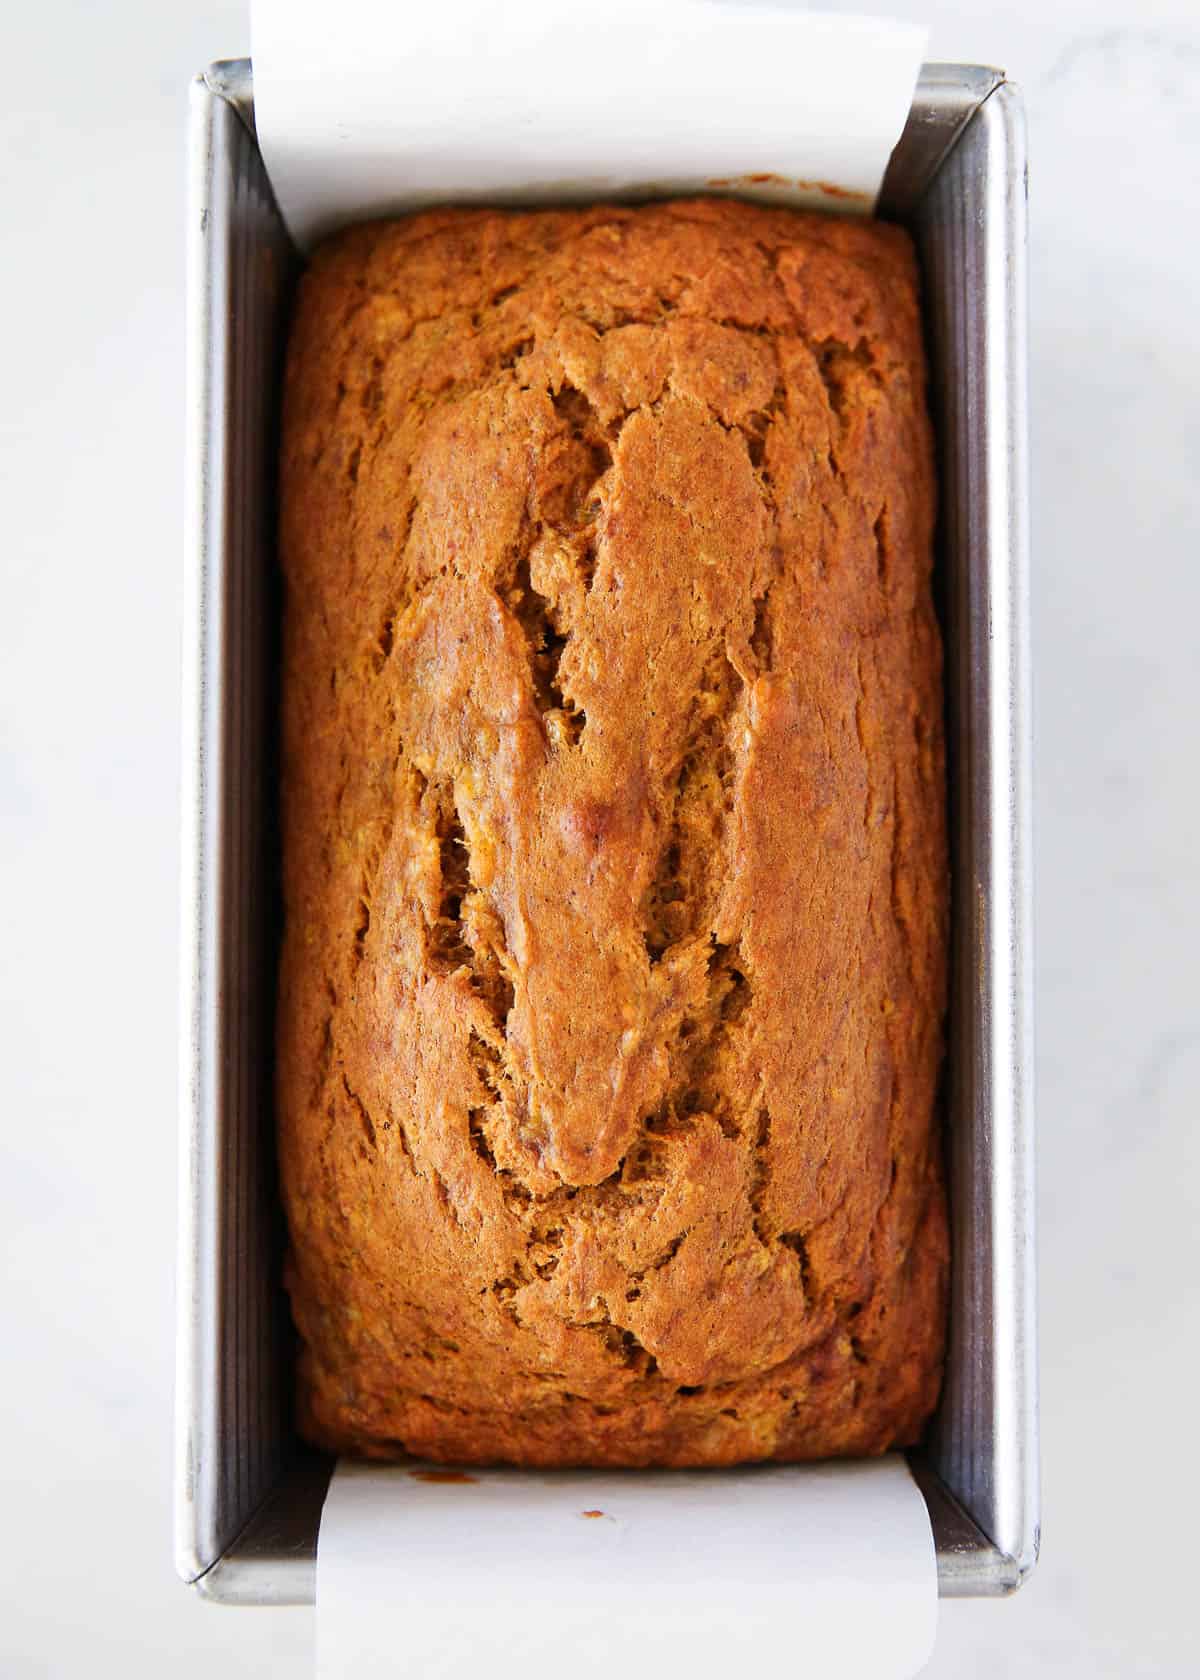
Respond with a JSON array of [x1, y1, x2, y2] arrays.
[[252, 0, 926, 245], [316, 1458, 938, 1679], [250, 5, 937, 1673]]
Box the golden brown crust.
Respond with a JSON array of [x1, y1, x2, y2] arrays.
[[277, 198, 948, 1466]]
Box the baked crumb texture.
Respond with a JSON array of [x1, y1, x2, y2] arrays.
[[278, 199, 948, 1466]]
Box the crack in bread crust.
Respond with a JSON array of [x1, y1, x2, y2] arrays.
[[277, 198, 948, 1468]]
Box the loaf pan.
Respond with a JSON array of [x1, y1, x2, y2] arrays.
[[177, 58, 1036, 1603]]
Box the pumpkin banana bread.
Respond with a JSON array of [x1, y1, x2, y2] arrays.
[[277, 198, 948, 1465]]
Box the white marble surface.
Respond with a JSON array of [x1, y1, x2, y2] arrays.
[[1, 1, 1197, 1673]]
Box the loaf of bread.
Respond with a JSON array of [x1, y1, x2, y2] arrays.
[[277, 199, 948, 1466]]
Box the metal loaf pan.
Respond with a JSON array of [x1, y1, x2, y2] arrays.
[[177, 59, 1036, 1604]]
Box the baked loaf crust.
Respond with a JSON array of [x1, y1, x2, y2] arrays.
[[278, 199, 948, 1466]]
